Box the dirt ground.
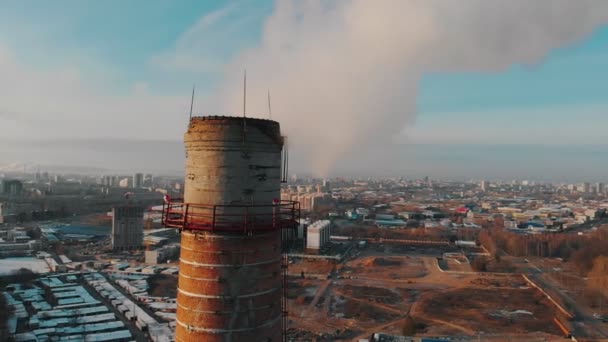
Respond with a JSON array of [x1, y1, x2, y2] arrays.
[[415, 287, 563, 335], [337, 296, 400, 322], [468, 275, 528, 288], [438, 254, 473, 272], [289, 259, 336, 277], [286, 244, 567, 341], [338, 285, 403, 305], [343, 255, 427, 279]]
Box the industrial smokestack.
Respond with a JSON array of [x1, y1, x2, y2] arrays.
[[165, 116, 298, 342]]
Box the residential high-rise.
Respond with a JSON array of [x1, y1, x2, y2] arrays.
[[1, 180, 23, 196], [480, 180, 489, 192], [306, 220, 331, 250], [111, 205, 144, 250], [102, 175, 113, 187], [322, 178, 331, 192], [595, 182, 605, 195], [132, 173, 144, 188]]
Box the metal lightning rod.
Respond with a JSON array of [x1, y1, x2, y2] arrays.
[[267, 89, 272, 119], [189, 85, 195, 120], [243, 70, 247, 118], [242, 70, 248, 150]]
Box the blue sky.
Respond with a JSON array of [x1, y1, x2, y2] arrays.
[[2, 1, 606, 120], [1, 1, 607, 179], [0, 0, 272, 93], [411, 26, 608, 145], [419, 27, 608, 113]]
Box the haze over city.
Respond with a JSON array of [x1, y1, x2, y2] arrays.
[[1, 0, 608, 180]]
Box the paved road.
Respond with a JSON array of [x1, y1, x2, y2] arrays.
[[521, 258, 608, 339], [535, 273, 608, 338]]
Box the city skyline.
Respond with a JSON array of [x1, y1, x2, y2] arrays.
[[1, 1, 608, 178], [2, 141, 608, 184]]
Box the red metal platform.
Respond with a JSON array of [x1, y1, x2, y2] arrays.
[[161, 199, 300, 232]]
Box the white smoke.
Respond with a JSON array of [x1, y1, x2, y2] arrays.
[[212, 0, 608, 176]]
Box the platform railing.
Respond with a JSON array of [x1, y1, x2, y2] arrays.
[[162, 199, 300, 233]]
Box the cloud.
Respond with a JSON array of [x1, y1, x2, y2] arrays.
[[2, 1, 608, 177], [0, 41, 190, 142], [202, 0, 608, 176], [150, 1, 268, 73]]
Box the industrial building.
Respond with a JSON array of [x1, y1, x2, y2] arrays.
[[306, 220, 331, 250], [111, 205, 144, 250], [6, 227, 30, 243], [145, 244, 179, 265], [162, 116, 299, 342], [5, 274, 136, 341]]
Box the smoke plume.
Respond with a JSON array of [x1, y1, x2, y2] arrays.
[[213, 0, 608, 176]]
